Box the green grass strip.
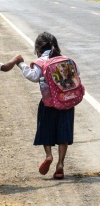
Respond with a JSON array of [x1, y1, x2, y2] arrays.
[[88, 0, 100, 1]]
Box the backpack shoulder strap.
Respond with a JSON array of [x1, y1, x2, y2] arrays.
[[30, 59, 45, 69]]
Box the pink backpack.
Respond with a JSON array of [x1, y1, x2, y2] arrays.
[[32, 56, 85, 110]]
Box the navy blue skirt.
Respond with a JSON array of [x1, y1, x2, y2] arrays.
[[34, 100, 74, 146]]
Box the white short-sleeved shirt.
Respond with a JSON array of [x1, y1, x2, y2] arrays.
[[18, 50, 80, 82], [0, 63, 4, 71]]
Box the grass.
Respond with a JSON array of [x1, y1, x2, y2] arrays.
[[73, 172, 100, 177], [88, 0, 100, 1]]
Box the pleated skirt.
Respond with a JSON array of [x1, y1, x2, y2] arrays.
[[34, 100, 74, 146]]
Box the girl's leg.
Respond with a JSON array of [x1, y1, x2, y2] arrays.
[[39, 145, 53, 175], [53, 143, 68, 179], [57, 143, 68, 168], [44, 145, 53, 159]]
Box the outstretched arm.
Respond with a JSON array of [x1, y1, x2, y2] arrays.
[[18, 62, 42, 82], [15, 55, 42, 82]]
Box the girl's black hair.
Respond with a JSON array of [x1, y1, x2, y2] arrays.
[[35, 32, 61, 58]]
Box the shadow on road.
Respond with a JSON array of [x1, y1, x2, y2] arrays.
[[0, 174, 100, 195]]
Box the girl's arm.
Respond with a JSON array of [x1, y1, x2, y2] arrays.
[[18, 62, 42, 82]]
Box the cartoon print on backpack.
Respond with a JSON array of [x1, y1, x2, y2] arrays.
[[52, 61, 79, 90]]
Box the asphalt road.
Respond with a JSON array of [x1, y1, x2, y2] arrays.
[[0, 0, 100, 102]]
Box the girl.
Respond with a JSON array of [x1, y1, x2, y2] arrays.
[[17, 32, 79, 179]]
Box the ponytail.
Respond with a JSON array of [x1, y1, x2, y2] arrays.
[[49, 46, 61, 58]]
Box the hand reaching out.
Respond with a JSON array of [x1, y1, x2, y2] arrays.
[[1, 55, 24, 72]]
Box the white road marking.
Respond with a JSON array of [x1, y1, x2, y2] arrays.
[[54, 2, 60, 4], [70, 7, 77, 9], [70, 7, 100, 16], [0, 13, 34, 47], [91, 12, 100, 16], [0, 13, 100, 113], [84, 91, 100, 113]]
